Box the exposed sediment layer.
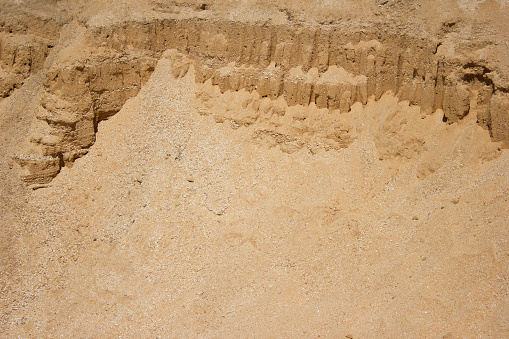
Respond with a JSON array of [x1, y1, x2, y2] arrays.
[[14, 17, 509, 185], [13, 49, 157, 185], [0, 32, 54, 97], [0, 7, 63, 99]]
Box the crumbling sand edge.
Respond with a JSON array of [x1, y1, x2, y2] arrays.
[[5, 14, 509, 185]]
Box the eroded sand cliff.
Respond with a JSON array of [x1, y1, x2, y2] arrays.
[[1, 0, 508, 337]]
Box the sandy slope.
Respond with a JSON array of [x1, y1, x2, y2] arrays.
[[1, 54, 507, 337]]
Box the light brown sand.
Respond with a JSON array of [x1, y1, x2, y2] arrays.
[[1, 1, 509, 338], [1, 56, 506, 337]]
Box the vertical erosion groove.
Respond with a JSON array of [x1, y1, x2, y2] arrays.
[[12, 18, 509, 186]]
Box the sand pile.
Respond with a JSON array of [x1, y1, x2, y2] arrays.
[[1, 55, 506, 337], [1, 0, 509, 337]]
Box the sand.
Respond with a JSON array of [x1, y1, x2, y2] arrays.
[[1, 0, 509, 337]]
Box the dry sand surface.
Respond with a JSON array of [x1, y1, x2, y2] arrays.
[[1, 0, 509, 337]]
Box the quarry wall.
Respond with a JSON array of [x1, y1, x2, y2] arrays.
[[7, 17, 509, 186]]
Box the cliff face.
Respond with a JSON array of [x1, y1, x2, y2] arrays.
[[4, 3, 509, 185]]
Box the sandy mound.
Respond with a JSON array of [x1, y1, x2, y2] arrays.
[[2, 55, 506, 337], [1, 0, 509, 337]]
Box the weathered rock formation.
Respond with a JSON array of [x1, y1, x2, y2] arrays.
[[0, 32, 54, 98], [0, 4, 64, 98], [10, 15, 509, 185]]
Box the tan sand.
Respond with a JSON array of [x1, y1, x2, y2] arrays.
[[1, 0, 508, 337]]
